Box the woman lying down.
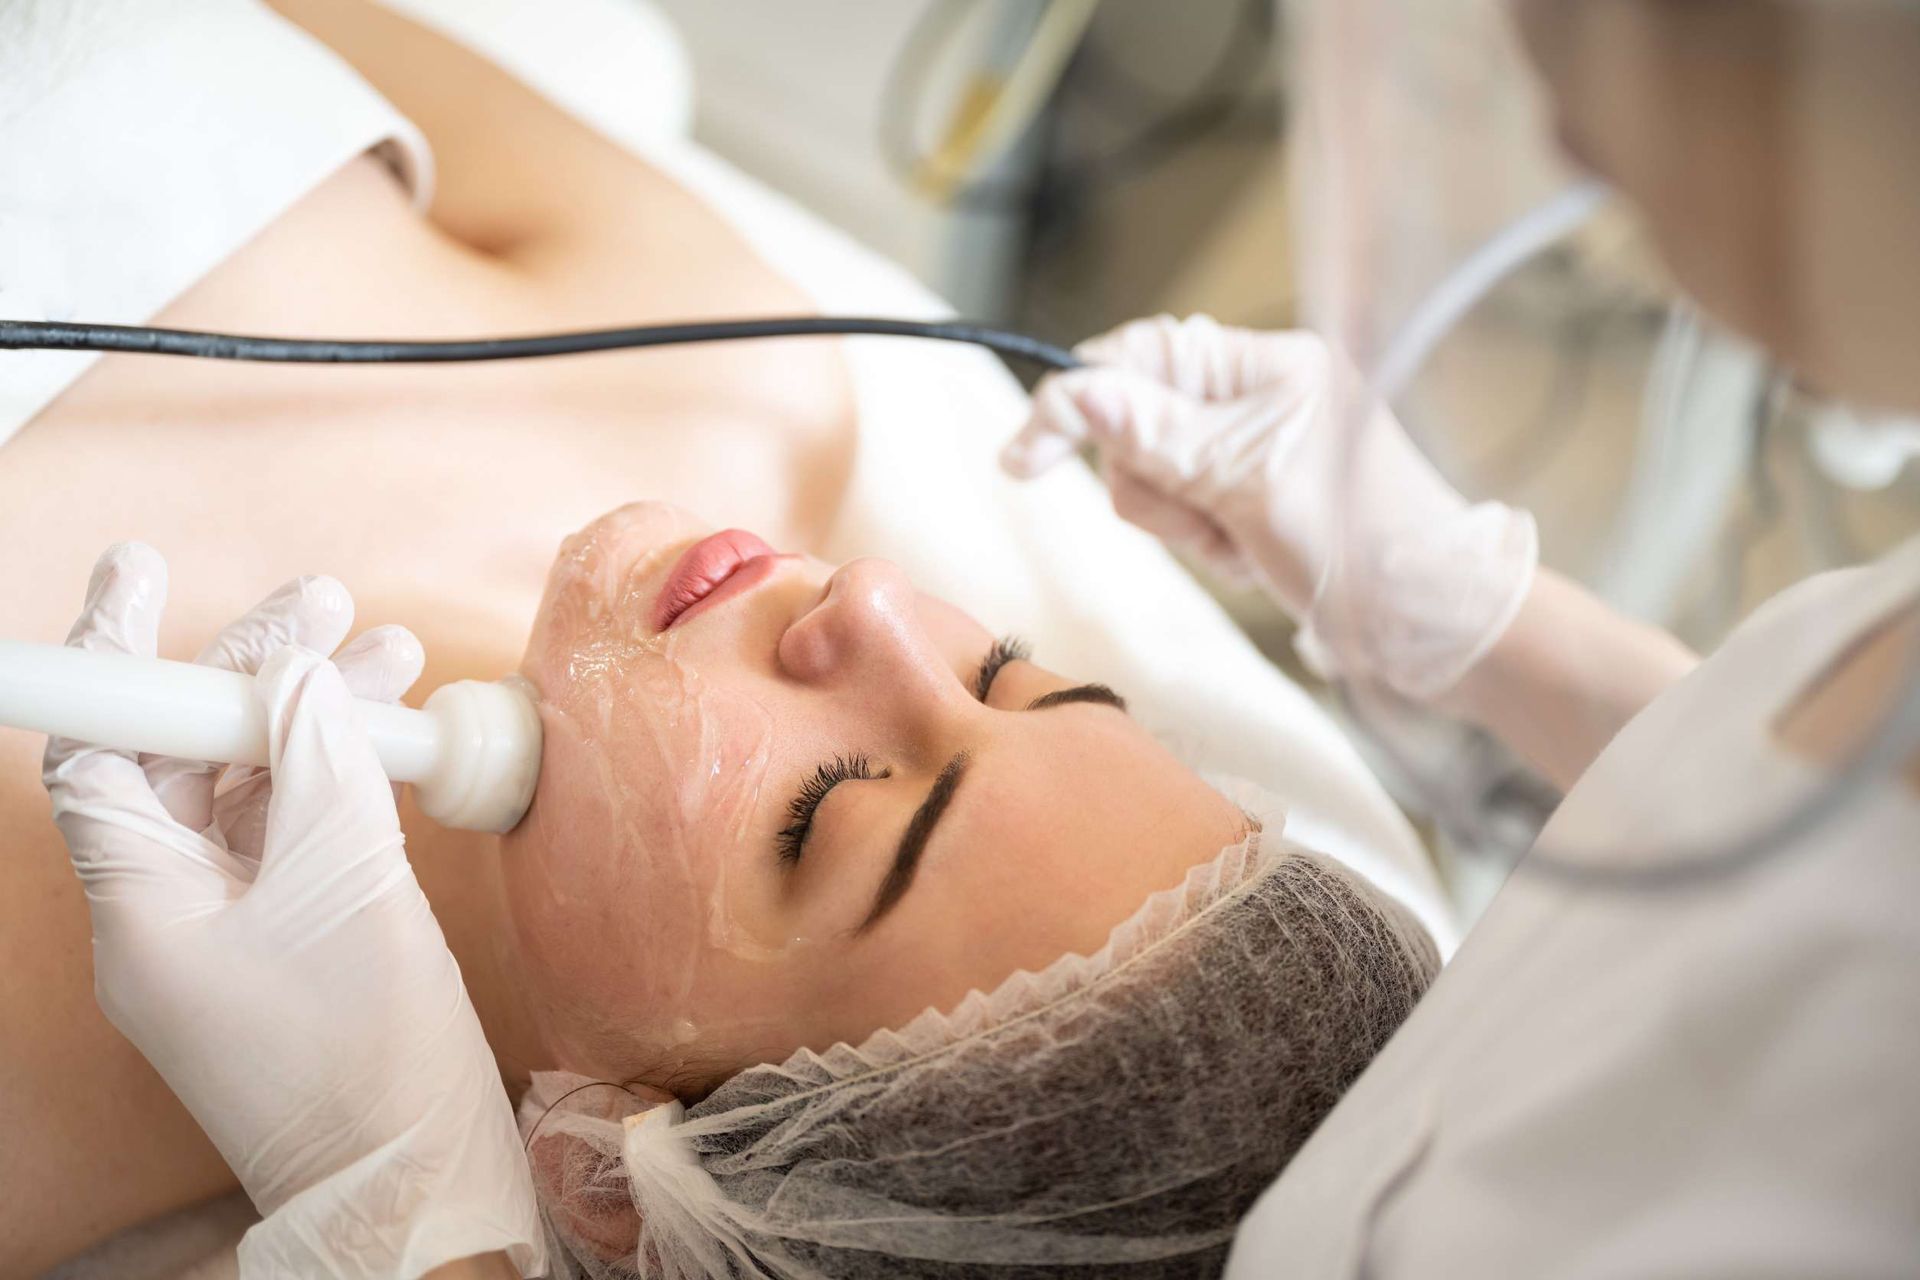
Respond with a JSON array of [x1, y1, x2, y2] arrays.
[[60, 507, 1436, 1279], [2, 2, 1440, 1276]]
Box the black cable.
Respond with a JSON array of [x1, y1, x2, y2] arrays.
[[0, 315, 1083, 372]]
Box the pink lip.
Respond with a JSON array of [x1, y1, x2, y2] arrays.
[[652, 529, 788, 631]]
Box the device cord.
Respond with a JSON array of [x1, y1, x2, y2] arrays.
[[0, 315, 1083, 372]]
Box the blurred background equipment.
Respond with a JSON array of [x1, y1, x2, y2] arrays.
[[649, 0, 1285, 325]]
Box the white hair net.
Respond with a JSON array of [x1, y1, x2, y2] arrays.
[[519, 780, 1439, 1278]]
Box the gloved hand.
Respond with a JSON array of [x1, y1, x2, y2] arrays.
[[1001, 313, 1538, 700], [42, 543, 545, 1279]]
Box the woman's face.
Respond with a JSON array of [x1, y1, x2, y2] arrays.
[[1512, 0, 1920, 411], [501, 502, 1247, 1090]]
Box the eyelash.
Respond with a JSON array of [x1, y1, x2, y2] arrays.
[[974, 635, 1031, 701], [777, 753, 888, 866], [778, 638, 1029, 868]]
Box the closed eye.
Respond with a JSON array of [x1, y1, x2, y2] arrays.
[[852, 655, 1131, 935], [777, 753, 888, 866], [973, 637, 1129, 714], [973, 635, 1030, 701]]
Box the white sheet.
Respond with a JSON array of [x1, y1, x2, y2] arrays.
[[49, 2, 1450, 1273]]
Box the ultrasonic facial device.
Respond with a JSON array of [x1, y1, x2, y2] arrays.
[[0, 639, 540, 833]]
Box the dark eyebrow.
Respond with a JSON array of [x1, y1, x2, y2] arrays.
[[850, 683, 1125, 935], [1025, 683, 1128, 713], [856, 749, 970, 935]]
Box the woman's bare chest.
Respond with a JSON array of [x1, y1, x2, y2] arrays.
[[0, 158, 855, 680], [1, 363, 841, 682]]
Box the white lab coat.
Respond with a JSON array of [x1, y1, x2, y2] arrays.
[[1229, 537, 1920, 1277]]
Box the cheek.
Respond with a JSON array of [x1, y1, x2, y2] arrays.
[[501, 641, 783, 1054], [535, 504, 705, 630]]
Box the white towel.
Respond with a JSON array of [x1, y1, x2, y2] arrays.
[[0, 0, 433, 444]]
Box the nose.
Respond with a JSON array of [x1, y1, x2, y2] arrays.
[[778, 558, 971, 735]]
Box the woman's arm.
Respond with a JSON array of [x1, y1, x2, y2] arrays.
[[265, 0, 624, 260], [1439, 568, 1700, 791]]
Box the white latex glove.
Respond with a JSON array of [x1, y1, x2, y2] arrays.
[[42, 543, 545, 1279], [1002, 313, 1538, 701]]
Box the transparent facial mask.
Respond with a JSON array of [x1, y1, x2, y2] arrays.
[[1288, 0, 1920, 881], [501, 505, 812, 1063]]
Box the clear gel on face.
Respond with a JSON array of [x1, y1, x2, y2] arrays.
[[499, 504, 800, 1066]]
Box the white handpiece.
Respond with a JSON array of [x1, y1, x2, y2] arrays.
[[0, 639, 540, 833]]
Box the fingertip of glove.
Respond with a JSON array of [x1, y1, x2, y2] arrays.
[[1070, 334, 1119, 366], [85, 541, 165, 602], [1071, 331, 1138, 370], [359, 623, 425, 668], [334, 625, 428, 702], [1000, 429, 1074, 479], [1052, 366, 1169, 436], [71, 543, 169, 651], [285, 574, 353, 623], [997, 441, 1038, 479], [1075, 312, 1216, 371], [96, 539, 163, 574], [1033, 366, 1121, 420]]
